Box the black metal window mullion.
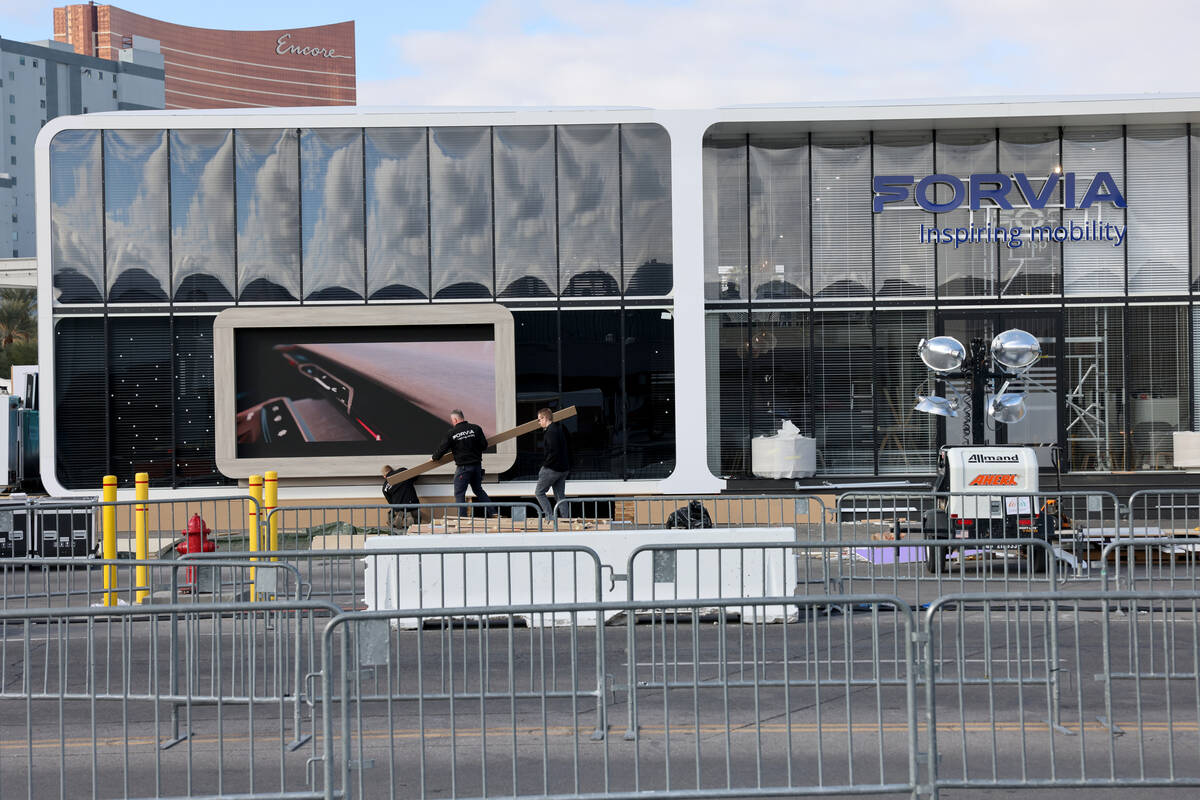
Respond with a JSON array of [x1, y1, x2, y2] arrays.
[[425, 127, 433, 303], [1188, 122, 1195, 430], [871, 310, 879, 476], [807, 131, 816, 442], [165, 131, 177, 488], [362, 126, 369, 303], [231, 129, 239, 305], [489, 126, 496, 299], [745, 134, 753, 463], [296, 127, 303, 302], [98, 130, 112, 478], [617, 124, 628, 478]]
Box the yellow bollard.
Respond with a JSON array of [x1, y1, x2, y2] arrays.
[[102, 475, 117, 606], [134, 472, 149, 604], [248, 474, 263, 598], [264, 470, 279, 561]]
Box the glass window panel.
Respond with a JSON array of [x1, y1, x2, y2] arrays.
[[936, 129, 997, 297], [750, 310, 811, 443], [1063, 126, 1125, 296], [561, 310, 621, 479], [1128, 305, 1187, 470], [813, 311, 874, 473], [54, 317, 107, 488], [174, 315, 230, 487], [873, 131, 933, 298], [623, 124, 673, 297], [558, 125, 620, 297], [1127, 125, 1188, 295], [365, 128, 429, 300], [302, 128, 364, 301], [429, 126, 492, 299], [236, 129, 299, 302], [705, 310, 750, 477], [50, 130, 102, 304], [109, 316, 173, 486], [749, 137, 810, 300], [998, 127, 1061, 296], [703, 138, 747, 301], [624, 308, 675, 479], [1065, 306, 1125, 471], [876, 310, 935, 473], [105, 130, 168, 302], [494, 126, 556, 298], [501, 310, 559, 481], [171, 129, 234, 303], [811, 133, 871, 299]]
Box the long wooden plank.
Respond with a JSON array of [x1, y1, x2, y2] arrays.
[[386, 406, 578, 486]]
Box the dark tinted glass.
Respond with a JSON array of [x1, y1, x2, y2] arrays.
[[50, 130, 103, 303], [624, 309, 675, 478], [109, 316, 173, 487], [174, 316, 229, 486], [561, 310, 621, 479], [502, 310, 559, 481], [54, 317, 107, 488]]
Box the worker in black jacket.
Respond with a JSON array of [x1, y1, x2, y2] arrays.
[[432, 409, 492, 510], [534, 407, 570, 520]]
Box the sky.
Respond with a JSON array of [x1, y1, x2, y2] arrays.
[[2, 0, 1198, 109]]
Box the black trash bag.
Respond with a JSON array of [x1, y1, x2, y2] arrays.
[[383, 467, 421, 530], [665, 500, 713, 529]]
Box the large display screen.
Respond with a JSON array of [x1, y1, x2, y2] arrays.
[[234, 326, 495, 459], [213, 305, 515, 480]]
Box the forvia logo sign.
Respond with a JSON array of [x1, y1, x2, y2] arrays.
[[873, 172, 1128, 249]]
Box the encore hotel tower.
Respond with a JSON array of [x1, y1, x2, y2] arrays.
[[53, 3, 354, 109]]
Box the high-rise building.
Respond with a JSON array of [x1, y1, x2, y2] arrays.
[[0, 35, 163, 259], [53, 3, 355, 109]]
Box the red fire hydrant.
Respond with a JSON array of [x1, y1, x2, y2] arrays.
[[176, 514, 216, 592]]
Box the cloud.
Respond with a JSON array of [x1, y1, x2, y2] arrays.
[[359, 0, 1200, 108]]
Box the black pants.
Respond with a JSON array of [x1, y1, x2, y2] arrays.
[[453, 464, 491, 508]]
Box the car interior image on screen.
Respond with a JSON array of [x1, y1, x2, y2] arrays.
[[234, 325, 496, 459]]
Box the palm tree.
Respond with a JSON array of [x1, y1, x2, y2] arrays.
[[0, 288, 35, 347]]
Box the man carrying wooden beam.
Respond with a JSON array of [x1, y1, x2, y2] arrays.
[[431, 408, 493, 511]]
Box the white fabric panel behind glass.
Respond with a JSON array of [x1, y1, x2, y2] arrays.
[[811, 133, 871, 298], [493, 126, 557, 298], [1063, 126, 1125, 296], [170, 130, 234, 303], [301, 128, 364, 301], [998, 127, 1060, 296], [621, 124, 673, 297], [429, 126, 493, 299], [557, 124, 620, 297], [702, 138, 748, 301], [872, 131, 933, 298], [365, 128, 429, 300], [235, 128, 300, 302], [749, 137, 810, 300], [50, 129, 103, 304], [1127, 125, 1188, 295], [935, 129, 997, 297], [104, 129, 168, 303]]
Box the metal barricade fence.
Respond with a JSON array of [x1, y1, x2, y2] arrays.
[[320, 595, 918, 800], [924, 589, 1200, 796], [836, 490, 1121, 584], [265, 503, 548, 551], [0, 601, 338, 800], [556, 495, 828, 539], [0, 557, 303, 609], [1117, 490, 1200, 592]]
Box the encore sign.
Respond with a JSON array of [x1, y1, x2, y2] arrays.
[[275, 33, 351, 59]]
